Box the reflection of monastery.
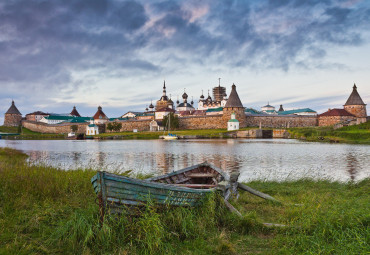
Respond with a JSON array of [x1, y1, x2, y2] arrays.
[[3, 81, 368, 133]]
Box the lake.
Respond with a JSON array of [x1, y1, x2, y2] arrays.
[[1, 139, 369, 182]]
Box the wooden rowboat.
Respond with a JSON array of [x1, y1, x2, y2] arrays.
[[91, 162, 231, 216]]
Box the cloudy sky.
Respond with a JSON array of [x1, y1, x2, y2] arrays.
[[1, 0, 369, 122]]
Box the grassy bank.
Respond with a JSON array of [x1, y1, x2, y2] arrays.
[[0, 126, 64, 140], [0, 148, 368, 254], [288, 121, 370, 144]]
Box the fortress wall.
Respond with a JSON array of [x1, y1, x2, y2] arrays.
[[22, 120, 88, 133], [111, 120, 152, 132], [179, 115, 225, 129], [318, 116, 355, 126], [245, 115, 318, 128]]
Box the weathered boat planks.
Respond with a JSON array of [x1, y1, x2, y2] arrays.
[[91, 162, 230, 218]]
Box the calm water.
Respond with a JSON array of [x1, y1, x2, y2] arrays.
[[1, 139, 369, 182]]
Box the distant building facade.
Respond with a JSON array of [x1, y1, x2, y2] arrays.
[[198, 80, 228, 110], [4, 100, 22, 127], [319, 84, 367, 126], [26, 111, 49, 122]]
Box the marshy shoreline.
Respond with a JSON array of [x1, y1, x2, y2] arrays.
[[0, 147, 368, 254]]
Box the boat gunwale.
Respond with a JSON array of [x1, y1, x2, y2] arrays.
[[146, 161, 230, 182], [91, 172, 215, 194]]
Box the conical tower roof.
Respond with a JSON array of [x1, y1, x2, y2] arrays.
[[5, 100, 21, 115], [224, 84, 244, 108], [70, 106, 81, 117], [344, 84, 365, 105], [93, 106, 108, 119]]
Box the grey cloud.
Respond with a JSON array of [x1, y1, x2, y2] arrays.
[[0, 0, 369, 105]]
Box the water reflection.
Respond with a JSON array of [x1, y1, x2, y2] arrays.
[[1, 139, 369, 182], [346, 152, 358, 181]]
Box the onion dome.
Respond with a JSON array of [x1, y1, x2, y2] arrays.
[[168, 98, 173, 104], [182, 92, 188, 100], [200, 90, 205, 99], [145, 107, 149, 111], [278, 104, 284, 112], [149, 101, 154, 109]]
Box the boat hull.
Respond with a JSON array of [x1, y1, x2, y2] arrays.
[[91, 162, 231, 216], [91, 172, 213, 214], [162, 135, 178, 140]]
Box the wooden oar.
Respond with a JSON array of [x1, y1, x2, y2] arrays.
[[237, 182, 281, 204], [222, 199, 287, 228]]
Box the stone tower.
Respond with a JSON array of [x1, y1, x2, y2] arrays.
[[4, 100, 22, 127], [344, 84, 367, 123], [223, 84, 246, 128]]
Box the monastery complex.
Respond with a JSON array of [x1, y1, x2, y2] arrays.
[[3, 81, 368, 135]]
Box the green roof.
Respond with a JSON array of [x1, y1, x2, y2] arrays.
[[245, 108, 261, 114], [45, 115, 72, 120], [278, 108, 316, 115], [88, 124, 97, 127], [206, 107, 223, 112], [135, 112, 154, 116], [265, 110, 276, 113], [65, 117, 91, 123], [228, 119, 239, 122]]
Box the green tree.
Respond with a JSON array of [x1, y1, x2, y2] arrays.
[[107, 122, 122, 132], [71, 125, 78, 133], [112, 122, 122, 132], [107, 123, 114, 132], [163, 113, 179, 131]]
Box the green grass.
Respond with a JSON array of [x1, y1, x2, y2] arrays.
[[288, 121, 370, 144], [0, 126, 64, 139], [0, 147, 369, 254]]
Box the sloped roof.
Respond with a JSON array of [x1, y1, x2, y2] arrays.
[[177, 102, 194, 108], [278, 108, 317, 115], [228, 119, 239, 122], [5, 101, 21, 115], [319, 109, 354, 117], [93, 106, 108, 120], [245, 108, 261, 114], [206, 107, 223, 112], [26, 111, 48, 116], [224, 84, 244, 108], [70, 106, 81, 117], [344, 84, 365, 105]]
